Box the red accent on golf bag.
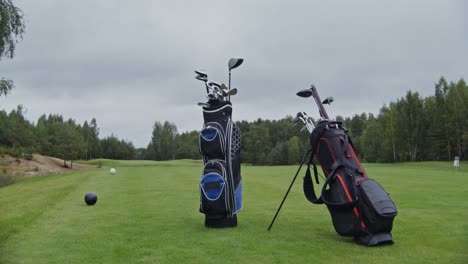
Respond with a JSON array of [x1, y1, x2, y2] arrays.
[[303, 120, 397, 246]]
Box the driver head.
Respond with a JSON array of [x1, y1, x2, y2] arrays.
[[296, 88, 313, 98], [228, 58, 244, 70], [322, 97, 334, 105]]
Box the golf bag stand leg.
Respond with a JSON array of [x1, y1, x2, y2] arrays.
[[199, 101, 242, 228], [267, 149, 312, 231]]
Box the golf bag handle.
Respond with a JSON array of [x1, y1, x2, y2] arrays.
[[310, 85, 330, 120]]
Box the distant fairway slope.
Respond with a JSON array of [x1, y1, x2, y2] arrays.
[[0, 160, 467, 263]]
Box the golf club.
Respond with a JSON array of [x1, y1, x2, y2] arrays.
[[301, 112, 315, 131], [207, 82, 225, 101], [294, 112, 313, 133], [197, 102, 210, 108], [322, 96, 336, 121], [195, 70, 209, 94], [296, 85, 330, 120], [228, 57, 244, 101], [298, 112, 314, 132]]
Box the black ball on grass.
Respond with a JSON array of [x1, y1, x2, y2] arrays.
[[84, 192, 97, 205]]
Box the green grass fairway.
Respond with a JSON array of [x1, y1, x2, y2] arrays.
[[1, 160, 467, 263]]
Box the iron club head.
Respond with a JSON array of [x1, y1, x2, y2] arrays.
[[227, 88, 237, 96], [194, 70, 207, 78], [197, 102, 210, 107]]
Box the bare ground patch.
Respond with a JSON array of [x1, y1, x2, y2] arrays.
[[0, 154, 97, 177]]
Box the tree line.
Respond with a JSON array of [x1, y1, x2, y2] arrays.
[[0, 107, 135, 165], [146, 77, 467, 164], [0, 77, 466, 164]]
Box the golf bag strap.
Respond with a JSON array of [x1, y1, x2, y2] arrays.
[[303, 163, 323, 204]]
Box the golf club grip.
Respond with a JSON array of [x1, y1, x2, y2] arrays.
[[310, 86, 330, 119]]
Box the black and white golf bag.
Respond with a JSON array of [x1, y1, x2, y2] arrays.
[[199, 101, 242, 227], [303, 120, 398, 246]]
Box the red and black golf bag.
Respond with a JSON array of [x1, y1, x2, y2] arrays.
[[199, 101, 242, 227], [268, 85, 397, 246], [303, 119, 397, 246]]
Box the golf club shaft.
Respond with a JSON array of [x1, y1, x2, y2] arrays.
[[228, 70, 231, 101], [267, 149, 312, 231], [328, 105, 336, 121], [310, 86, 330, 120]]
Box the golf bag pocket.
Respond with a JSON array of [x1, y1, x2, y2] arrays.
[[200, 160, 228, 215], [200, 123, 225, 160], [357, 179, 397, 234], [321, 171, 360, 237]]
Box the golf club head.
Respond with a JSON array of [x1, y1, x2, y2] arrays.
[[194, 70, 207, 78], [216, 91, 225, 100], [293, 117, 300, 125], [228, 58, 244, 70], [208, 81, 221, 88], [197, 102, 210, 107], [227, 88, 237, 96], [322, 97, 334, 105], [296, 112, 305, 118], [196, 76, 208, 82], [297, 88, 313, 98], [218, 84, 231, 97]]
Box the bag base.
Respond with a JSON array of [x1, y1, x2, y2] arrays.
[[205, 214, 238, 228], [355, 232, 394, 246]]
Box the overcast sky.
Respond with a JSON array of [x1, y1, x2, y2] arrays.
[[1, 0, 467, 148]]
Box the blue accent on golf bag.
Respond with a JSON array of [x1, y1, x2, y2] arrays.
[[199, 101, 242, 227], [200, 173, 225, 201], [235, 182, 242, 212]]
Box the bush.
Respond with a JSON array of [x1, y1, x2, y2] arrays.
[[0, 167, 16, 187], [0, 146, 34, 159], [23, 153, 33, 160]]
